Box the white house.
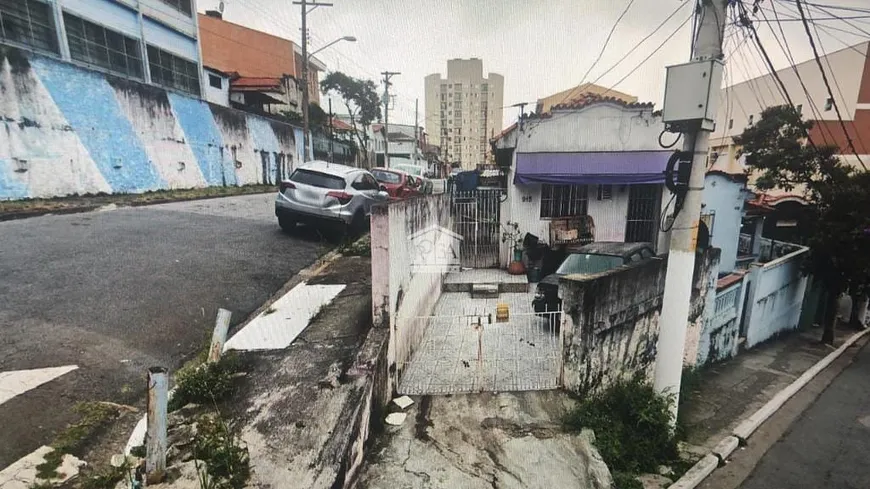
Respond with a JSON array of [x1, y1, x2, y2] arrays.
[[493, 95, 675, 266]]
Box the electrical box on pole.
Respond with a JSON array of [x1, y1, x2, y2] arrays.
[[661, 59, 724, 132]]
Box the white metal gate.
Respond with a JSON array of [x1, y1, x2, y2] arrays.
[[452, 189, 502, 268], [397, 309, 563, 395]]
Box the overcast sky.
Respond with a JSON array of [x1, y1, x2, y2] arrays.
[[197, 0, 870, 129]]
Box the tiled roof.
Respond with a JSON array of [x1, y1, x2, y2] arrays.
[[329, 117, 354, 131], [550, 93, 654, 111]]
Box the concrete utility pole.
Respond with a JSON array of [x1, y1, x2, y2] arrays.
[[381, 71, 400, 168], [653, 0, 727, 424], [293, 0, 333, 162]]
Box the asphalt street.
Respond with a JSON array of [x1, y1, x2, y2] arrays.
[[739, 340, 870, 489], [0, 194, 328, 469]]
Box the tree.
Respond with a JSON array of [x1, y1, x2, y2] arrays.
[[735, 105, 870, 343], [320, 72, 382, 166]]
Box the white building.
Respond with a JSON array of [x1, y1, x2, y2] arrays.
[[425, 59, 504, 170]]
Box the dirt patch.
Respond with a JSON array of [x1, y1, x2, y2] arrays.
[[0, 185, 276, 221]]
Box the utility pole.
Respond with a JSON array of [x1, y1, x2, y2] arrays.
[[413, 98, 419, 167], [293, 0, 332, 162], [328, 97, 334, 163], [381, 71, 400, 168], [654, 0, 727, 424]]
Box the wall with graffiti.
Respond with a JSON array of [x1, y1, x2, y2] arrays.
[[0, 46, 302, 200]]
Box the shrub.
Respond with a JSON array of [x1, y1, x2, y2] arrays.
[[564, 375, 678, 475], [194, 415, 251, 489], [169, 355, 241, 412]]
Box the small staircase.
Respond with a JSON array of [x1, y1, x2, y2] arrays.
[[443, 269, 529, 297]]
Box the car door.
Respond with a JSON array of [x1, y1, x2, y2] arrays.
[[351, 172, 381, 216]]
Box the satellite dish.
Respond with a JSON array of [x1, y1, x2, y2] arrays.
[[218, 1, 225, 13]]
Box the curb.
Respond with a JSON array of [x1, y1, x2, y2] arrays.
[[668, 328, 870, 489], [123, 244, 347, 453]]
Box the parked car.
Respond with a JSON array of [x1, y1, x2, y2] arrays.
[[392, 163, 434, 194], [532, 242, 656, 315], [275, 161, 389, 234], [371, 167, 421, 199]]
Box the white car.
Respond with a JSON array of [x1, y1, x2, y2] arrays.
[[275, 161, 389, 233]]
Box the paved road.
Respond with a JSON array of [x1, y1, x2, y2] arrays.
[[0, 194, 328, 469], [739, 340, 870, 489]]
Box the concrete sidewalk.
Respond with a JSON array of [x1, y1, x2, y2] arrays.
[[681, 326, 865, 453]]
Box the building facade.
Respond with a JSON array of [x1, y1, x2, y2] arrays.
[[1, 0, 206, 96], [424, 58, 503, 170]]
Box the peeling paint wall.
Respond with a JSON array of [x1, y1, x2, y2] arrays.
[[743, 247, 810, 348], [369, 195, 456, 386], [0, 48, 301, 200], [559, 247, 721, 393]]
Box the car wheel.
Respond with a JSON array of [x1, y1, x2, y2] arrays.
[[278, 215, 296, 233]]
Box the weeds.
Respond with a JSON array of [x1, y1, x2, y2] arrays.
[[564, 375, 679, 484], [193, 414, 251, 489], [168, 354, 241, 412], [611, 471, 643, 489], [36, 402, 120, 479], [78, 465, 127, 489], [337, 234, 371, 257]]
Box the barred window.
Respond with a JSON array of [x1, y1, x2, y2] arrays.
[[541, 184, 588, 218], [147, 45, 200, 95], [0, 0, 58, 53], [158, 0, 192, 16], [64, 13, 143, 79]]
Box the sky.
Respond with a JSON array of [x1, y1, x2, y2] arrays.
[[196, 0, 870, 130]]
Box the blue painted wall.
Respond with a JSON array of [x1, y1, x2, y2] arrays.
[[62, 0, 141, 38], [702, 173, 747, 273]]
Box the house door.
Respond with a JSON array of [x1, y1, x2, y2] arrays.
[[625, 184, 660, 243], [452, 189, 501, 268]]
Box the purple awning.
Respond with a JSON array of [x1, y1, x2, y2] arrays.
[[514, 151, 673, 185]]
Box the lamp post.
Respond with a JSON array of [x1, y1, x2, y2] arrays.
[[302, 36, 356, 162]]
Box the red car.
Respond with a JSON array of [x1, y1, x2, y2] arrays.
[[371, 168, 421, 199]]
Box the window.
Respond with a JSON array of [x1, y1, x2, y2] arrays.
[[208, 74, 223, 89], [352, 173, 379, 191], [597, 184, 612, 201], [728, 119, 733, 129], [824, 98, 833, 111], [541, 184, 588, 218], [147, 45, 200, 95], [158, 0, 192, 16], [290, 168, 345, 189], [64, 13, 143, 79], [0, 0, 58, 53], [481, 83, 488, 92]]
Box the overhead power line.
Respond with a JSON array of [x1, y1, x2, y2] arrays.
[[578, 0, 637, 86], [794, 0, 867, 169]]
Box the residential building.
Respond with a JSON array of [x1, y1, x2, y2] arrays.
[[535, 83, 637, 114], [493, 95, 675, 266], [709, 41, 870, 241], [197, 10, 324, 113], [1, 0, 205, 95], [371, 123, 426, 168], [425, 58, 503, 170]]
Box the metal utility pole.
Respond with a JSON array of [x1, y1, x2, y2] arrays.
[[293, 0, 332, 162], [413, 98, 419, 167], [381, 71, 400, 168], [654, 0, 727, 424], [328, 97, 334, 163]]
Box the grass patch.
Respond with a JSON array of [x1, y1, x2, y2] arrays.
[[194, 414, 251, 489], [168, 354, 242, 412], [36, 402, 121, 480], [0, 184, 276, 216], [564, 375, 679, 487], [337, 234, 371, 257], [78, 465, 128, 489]]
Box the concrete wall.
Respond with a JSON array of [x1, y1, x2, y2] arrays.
[[684, 247, 722, 368], [0, 47, 301, 200], [702, 173, 746, 273], [370, 194, 456, 387], [697, 278, 744, 366], [558, 247, 720, 393], [743, 247, 810, 348]]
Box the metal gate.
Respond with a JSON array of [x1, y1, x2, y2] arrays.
[[625, 184, 661, 243], [452, 189, 502, 268], [397, 307, 563, 395]]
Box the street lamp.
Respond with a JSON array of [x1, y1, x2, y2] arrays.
[[302, 36, 356, 162]]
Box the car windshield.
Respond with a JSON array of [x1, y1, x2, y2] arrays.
[[289, 169, 346, 189], [371, 170, 402, 184], [395, 165, 423, 176], [556, 253, 624, 275]]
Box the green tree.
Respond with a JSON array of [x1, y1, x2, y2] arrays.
[[735, 105, 870, 343], [320, 72, 382, 165]]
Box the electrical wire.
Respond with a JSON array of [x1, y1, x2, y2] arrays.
[[578, 0, 637, 86], [659, 129, 682, 149], [794, 0, 867, 169]]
